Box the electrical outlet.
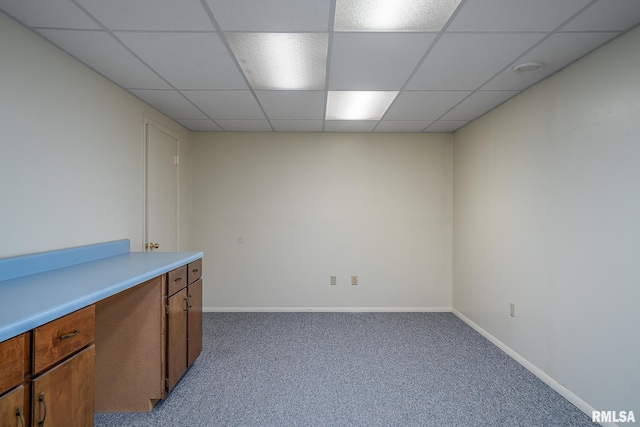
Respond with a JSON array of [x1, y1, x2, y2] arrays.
[[330, 276, 337, 286], [351, 275, 358, 286], [510, 302, 515, 318]]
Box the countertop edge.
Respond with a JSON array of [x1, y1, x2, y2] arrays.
[[0, 251, 203, 342]]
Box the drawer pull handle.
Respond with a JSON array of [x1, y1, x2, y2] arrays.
[[183, 297, 188, 312], [16, 407, 25, 427], [174, 277, 183, 282], [38, 392, 47, 426], [59, 329, 80, 341], [192, 268, 199, 273]]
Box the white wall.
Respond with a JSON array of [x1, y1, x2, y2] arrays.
[[193, 132, 452, 310], [0, 13, 192, 257], [453, 27, 640, 416]]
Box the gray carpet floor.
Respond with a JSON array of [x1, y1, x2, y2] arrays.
[[95, 312, 594, 426]]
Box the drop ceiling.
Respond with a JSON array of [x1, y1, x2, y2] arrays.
[[2, 0, 639, 133]]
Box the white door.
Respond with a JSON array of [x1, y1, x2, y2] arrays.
[[145, 124, 178, 252]]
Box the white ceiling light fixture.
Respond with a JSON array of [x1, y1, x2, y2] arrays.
[[334, 0, 462, 32], [512, 62, 546, 73], [226, 33, 328, 90], [326, 91, 399, 120]]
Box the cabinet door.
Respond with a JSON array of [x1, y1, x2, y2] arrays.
[[0, 334, 27, 396], [187, 278, 203, 367], [32, 345, 95, 427], [0, 385, 25, 427], [167, 288, 187, 393]]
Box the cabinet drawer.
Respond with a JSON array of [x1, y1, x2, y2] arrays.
[[187, 259, 202, 284], [0, 333, 28, 395], [167, 265, 187, 296], [34, 305, 95, 374]]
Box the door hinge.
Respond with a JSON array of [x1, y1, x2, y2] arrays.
[[165, 377, 169, 390], [166, 304, 169, 315]]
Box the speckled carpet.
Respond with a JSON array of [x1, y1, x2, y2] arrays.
[[95, 312, 593, 426]]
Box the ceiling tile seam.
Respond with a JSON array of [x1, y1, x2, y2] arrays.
[[322, 0, 338, 132], [556, 30, 625, 34], [107, 29, 218, 34], [28, 27, 105, 32], [422, 0, 603, 130], [66, 0, 225, 129], [198, 0, 274, 132], [443, 30, 548, 34], [373, 0, 470, 132]]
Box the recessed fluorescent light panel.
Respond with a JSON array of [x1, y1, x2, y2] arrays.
[[226, 33, 328, 90], [334, 0, 462, 31], [326, 91, 398, 120]]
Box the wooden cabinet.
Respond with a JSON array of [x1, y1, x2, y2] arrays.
[[95, 258, 202, 412], [32, 346, 95, 427], [0, 307, 94, 427], [166, 287, 188, 392], [0, 385, 26, 427], [166, 259, 203, 393], [32, 305, 95, 427], [187, 278, 203, 367], [0, 332, 29, 427]]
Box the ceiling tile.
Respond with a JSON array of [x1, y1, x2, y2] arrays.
[[129, 90, 207, 119], [441, 90, 518, 120], [484, 32, 619, 90], [76, 0, 213, 30], [271, 120, 324, 132], [562, 0, 640, 31], [205, 0, 331, 31], [255, 91, 325, 119], [116, 32, 247, 90], [216, 120, 273, 132], [329, 33, 435, 90], [447, 0, 591, 32], [0, 0, 100, 29], [176, 119, 222, 132], [425, 120, 469, 132], [375, 121, 433, 132], [37, 29, 169, 89], [324, 121, 378, 132], [407, 33, 545, 90], [183, 91, 265, 120], [384, 91, 470, 120]]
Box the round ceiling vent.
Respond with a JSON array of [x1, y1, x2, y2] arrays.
[[512, 62, 546, 73]]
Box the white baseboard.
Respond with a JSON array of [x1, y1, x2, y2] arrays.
[[203, 306, 452, 313], [451, 309, 609, 427]]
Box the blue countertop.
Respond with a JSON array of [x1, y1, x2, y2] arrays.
[[0, 240, 203, 342]]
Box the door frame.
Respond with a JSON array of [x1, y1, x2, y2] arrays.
[[142, 117, 181, 252]]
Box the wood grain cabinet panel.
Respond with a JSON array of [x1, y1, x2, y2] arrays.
[[32, 345, 95, 427], [34, 305, 95, 374], [0, 334, 27, 396], [167, 266, 187, 297], [166, 288, 188, 393], [0, 385, 25, 427], [187, 259, 202, 285], [187, 278, 203, 367]]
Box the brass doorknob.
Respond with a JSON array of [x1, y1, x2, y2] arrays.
[[146, 242, 160, 250]]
